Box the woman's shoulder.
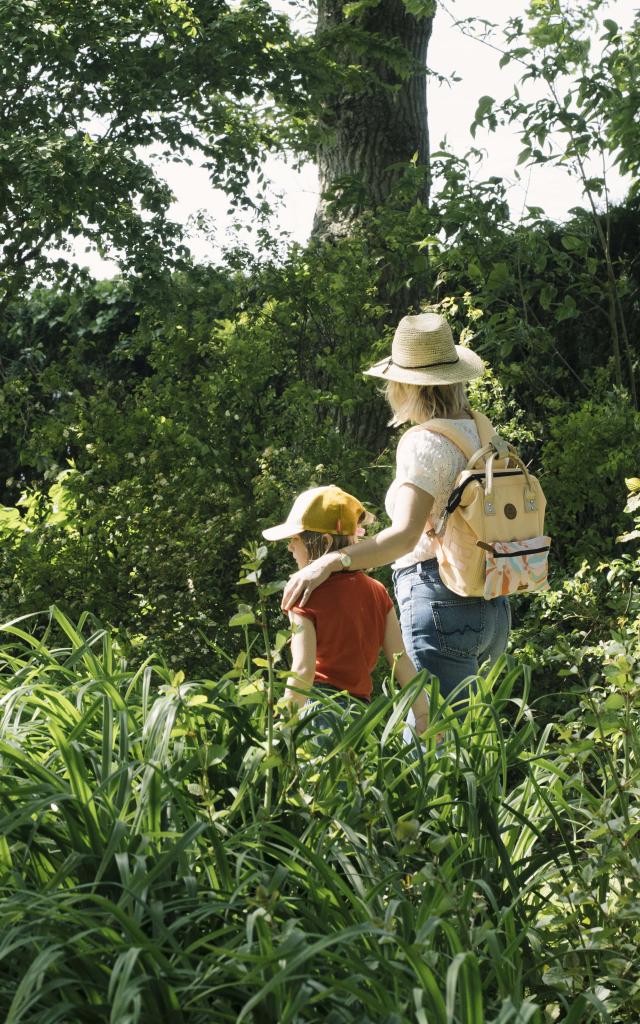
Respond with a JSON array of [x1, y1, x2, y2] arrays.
[[399, 419, 478, 453]]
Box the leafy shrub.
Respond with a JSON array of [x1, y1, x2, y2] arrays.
[[0, 189, 639, 673], [511, 477, 640, 723], [540, 386, 640, 568]]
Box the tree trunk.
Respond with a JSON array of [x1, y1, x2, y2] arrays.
[[312, 0, 433, 239]]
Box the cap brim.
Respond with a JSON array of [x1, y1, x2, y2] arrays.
[[262, 521, 304, 541], [364, 347, 485, 386]]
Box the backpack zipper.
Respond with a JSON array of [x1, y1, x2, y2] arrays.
[[476, 541, 550, 557]]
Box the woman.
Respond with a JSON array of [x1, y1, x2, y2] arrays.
[[281, 311, 511, 710]]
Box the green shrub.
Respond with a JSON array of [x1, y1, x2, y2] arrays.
[[510, 477, 640, 725], [540, 386, 640, 568]]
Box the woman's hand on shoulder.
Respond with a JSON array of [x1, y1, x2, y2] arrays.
[[281, 555, 334, 611]]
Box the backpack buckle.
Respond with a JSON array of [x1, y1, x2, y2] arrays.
[[490, 434, 509, 460], [484, 497, 496, 515], [524, 489, 538, 512]]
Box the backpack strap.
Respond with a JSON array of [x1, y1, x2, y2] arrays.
[[404, 411, 496, 463], [398, 412, 511, 474], [470, 410, 495, 447], [421, 419, 478, 460], [399, 416, 481, 461]]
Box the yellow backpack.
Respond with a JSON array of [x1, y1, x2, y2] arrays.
[[416, 411, 550, 599]]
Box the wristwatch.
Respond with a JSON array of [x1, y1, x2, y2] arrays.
[[339, 552, 352, 569]]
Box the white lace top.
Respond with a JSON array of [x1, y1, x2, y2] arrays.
[[385, 418, 481, 569]]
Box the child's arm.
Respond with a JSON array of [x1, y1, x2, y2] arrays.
[[382, 608, 430, 735], [284, 611, 317, 707]]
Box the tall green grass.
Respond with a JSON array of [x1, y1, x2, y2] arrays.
[[0, 606, 638, 1022]]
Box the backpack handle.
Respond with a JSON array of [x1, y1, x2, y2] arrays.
[[483, 449, 539, 516], [466, 437, 521, 473], [464, 438, 539, 516]]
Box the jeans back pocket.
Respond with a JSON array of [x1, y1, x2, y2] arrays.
[[431, 598, 485, 658]]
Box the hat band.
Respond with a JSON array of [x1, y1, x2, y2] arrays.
[[383, 355, 460, 374]]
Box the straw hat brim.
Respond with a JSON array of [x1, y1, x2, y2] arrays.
[[364, 345, 484, 386]]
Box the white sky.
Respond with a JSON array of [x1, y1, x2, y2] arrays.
[[78, 0, 635, 277]]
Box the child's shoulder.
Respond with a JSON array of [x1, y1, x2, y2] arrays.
[[346, 572, 393, 606], [318, 571, 387, 597]]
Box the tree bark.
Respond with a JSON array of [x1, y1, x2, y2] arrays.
[[312, 0, 433, 238]]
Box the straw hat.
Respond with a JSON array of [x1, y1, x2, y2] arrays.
[[364, 312, 484, 386]]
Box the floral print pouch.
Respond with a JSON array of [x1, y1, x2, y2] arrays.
[[481, 536, 551, 599]]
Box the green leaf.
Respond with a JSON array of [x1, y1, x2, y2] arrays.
[[259, 580, 285, 598], [486, 262, 513, 293], [237, 681, 264, 704], [229, 611, 256, 627], [617, 529, 640, 543], [604, 692, 625, 711], [471, 94, 495, 137], [0, 505, 23, 535], [561, 234, 586, 253], [554, 294, 578, 321], [474, 95, 495, 121], [401, 0, 437, 14]]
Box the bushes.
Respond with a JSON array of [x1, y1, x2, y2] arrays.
[[0, 191, 639, 674], [540, 386, 640, 568], [0, 249, 392, 671], [510, 477, 640, 722]]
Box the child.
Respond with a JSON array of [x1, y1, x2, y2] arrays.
[[262, 485, 429, 733]]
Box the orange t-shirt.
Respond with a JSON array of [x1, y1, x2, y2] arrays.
[[293, 571, 393, 701]]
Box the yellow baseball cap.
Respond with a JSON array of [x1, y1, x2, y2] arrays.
[[262, 485, 373, 541]]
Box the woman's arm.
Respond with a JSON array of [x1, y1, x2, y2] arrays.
[[382, 607, 430, 734], [284, 612, 317, 707], [282, 482, 434, 611]]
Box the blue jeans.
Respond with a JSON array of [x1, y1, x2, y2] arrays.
[[393, 558, 511, 706]]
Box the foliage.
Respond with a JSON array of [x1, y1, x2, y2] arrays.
[[467, 1, 639, 403], [540, 385, 640, 567], [510, 477, 639, 721], [0, 172, 639, 667], [1, 6, 639, 1020], [1, 566, 640, 1021], [0, 252, 392, 669], [0, 0, 324, 304]]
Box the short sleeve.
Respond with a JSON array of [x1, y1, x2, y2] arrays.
[[394, 431, 449, 498], [380, 584, 393, 615], [291, 604, 317, 628], [370, 577, 393, 616]]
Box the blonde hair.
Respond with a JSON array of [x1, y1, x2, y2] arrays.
[[385, 381, 471, 426]]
